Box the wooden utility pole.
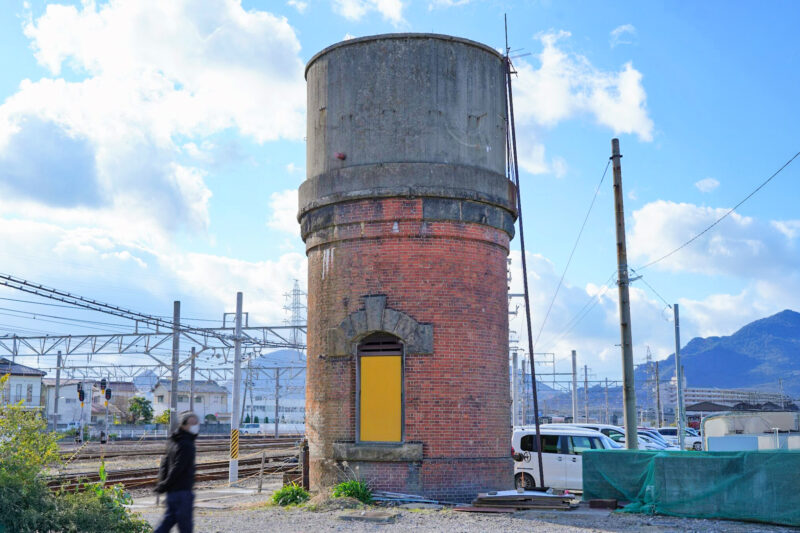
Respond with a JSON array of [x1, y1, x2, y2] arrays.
[[611, 138, 638, 449]]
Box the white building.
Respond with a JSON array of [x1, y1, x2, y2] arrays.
[[0, 357, 46, 410], [42, 378, 94, 428], [152, 379, 231, 423], [661, 375, 792, 409]]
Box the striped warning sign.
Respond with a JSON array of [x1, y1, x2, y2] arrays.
[[230, 429, 239, 459]]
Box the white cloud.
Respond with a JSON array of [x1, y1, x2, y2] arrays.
[[694, 177, 720, 193], [513, 30, 653, 141], [610, 24, 636, 48], [332, 0, 405, 25], [516, 141, 568, 177], [267, 189, 300, 237], [0, 217, 307, 326], [628, 200, 800, 278], [287, 0, 309, 13], [428, 0, 469, 9], [0, 0, 305, 235], [343, 33, 357, 41]]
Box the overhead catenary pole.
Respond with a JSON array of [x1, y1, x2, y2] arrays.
[[170, 301, 180, 433], [655, 361, 662, 428], [274, 369, 281, 438], [189, 347, 196, 413], [571, 350, 578, 423], [605, 377, 610, 424], [512, 350, 519, 426], [505, 28, 545, 486], [584, 364, 589, 423], [229, 292, 243, 483], [611, 138, 638, 449], [674, 303, 685, 450], [53, 350, 62, 432], [520, 359, 527, 424]]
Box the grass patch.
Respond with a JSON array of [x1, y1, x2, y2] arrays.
[[272, 482, 310, 506], [332, 480, 372, 504]]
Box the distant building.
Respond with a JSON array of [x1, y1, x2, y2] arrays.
[[662, 380, 793, 409], [151, 379, 230, 423], [0, 357, 46, 410], [42, 378, 94, 427]]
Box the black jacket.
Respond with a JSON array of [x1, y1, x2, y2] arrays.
[[155, 428, 197, 493]]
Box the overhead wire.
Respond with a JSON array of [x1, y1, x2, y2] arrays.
[[532, 159, 611, 352], [637, 149, 800, 271]]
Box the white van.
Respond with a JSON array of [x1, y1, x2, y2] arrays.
[[512, 426, 615, 491]]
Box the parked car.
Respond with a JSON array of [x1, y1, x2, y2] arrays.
[[512, 426, 616, 491], [555, 423, 663, 450], [239, 423, 266, 435], [657, 426, 703, 450]]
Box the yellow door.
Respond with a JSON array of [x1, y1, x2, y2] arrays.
[[360, 355, 402, 442]]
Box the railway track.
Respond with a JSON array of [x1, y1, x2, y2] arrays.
[[59, 437, 302, 461], [49, 452, 299, 491]]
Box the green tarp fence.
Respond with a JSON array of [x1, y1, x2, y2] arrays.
[[582, 449, 800, 527]]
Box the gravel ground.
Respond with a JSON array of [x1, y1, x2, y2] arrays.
[[137, 500, 796, 532]]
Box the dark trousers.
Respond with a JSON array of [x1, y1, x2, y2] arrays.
[[154, 490, 194, 533]]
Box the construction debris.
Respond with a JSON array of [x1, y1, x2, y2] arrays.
[[471, 490, 576, 511]]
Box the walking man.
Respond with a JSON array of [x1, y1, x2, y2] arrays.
[[154, 411, 199, 533]]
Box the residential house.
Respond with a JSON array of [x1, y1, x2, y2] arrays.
[[151, 379, 230, 423], [42, 378, 93, 428], [0, 357, 46, 410], [90, 380, 137, 423]]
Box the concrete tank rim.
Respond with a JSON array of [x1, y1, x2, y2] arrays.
[[305, 32, 503, 79]]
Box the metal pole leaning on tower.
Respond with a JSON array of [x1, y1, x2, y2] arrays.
[[229, 292, 243, 483], [611, 138, 639, 450]]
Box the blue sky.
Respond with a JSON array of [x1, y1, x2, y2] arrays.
[[0, 0, 798, 382]]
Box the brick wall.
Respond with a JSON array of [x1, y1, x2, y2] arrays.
[[305, 196, 513, 501]]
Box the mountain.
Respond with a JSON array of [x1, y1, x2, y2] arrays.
[[636, 309, 800, 395]]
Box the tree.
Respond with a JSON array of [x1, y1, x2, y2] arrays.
[[244, 414, 251, 424], [154, 411, 171, 425], [0, 375, 150, 533], [254, 416, 259, 424], [128, 396, 153, 424], [205, 414, 217, 423]]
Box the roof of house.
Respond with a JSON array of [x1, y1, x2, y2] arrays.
[[0, 357, 46, 377], [42, 378, 82, 387], [686, 401, 730, 412], [93, 381, 137, 392], [152, 379, 228, 394]]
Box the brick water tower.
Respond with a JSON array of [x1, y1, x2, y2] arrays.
[[299, 33, 517, 501]]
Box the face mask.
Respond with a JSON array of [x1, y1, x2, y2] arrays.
[[188, 424, 200, 435]]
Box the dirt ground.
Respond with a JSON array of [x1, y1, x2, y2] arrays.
[[133, 484, 796, 533]]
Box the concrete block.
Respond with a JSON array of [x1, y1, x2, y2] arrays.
[[326, 328, 347, 356], [332, 442, 423, 462], [381, 308, 402, 333], [364, 295, 387, 332], [338, 511, 398, 523]]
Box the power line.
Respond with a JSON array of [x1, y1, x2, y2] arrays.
[[532, 160, 610, 352], [538, 270, 616, 350], [628, 267, 672, 309], [638, 149, 800, 270]]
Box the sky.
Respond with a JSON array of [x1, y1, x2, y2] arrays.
[[0, 0, 798, 383]]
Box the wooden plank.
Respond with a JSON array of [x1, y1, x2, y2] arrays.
[[453, 506, 517, 513]]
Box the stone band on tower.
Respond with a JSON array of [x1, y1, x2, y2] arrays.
[[299, 33, 517, 502]]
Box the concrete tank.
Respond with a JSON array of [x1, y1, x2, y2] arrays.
[[299, 33, 516, 502]]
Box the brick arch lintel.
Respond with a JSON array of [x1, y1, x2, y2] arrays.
[[325, 295, 433, 356]]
